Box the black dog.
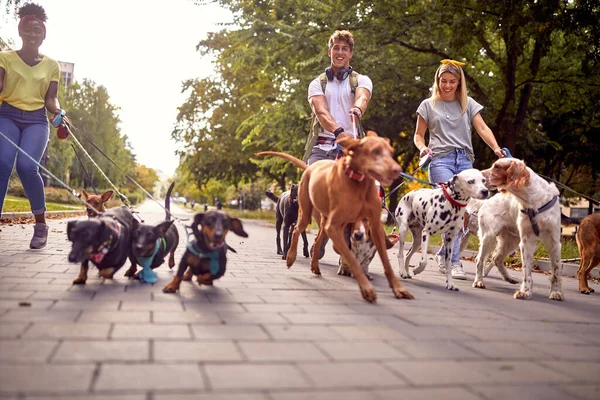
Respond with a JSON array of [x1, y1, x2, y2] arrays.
[[125, 182, 179, 279], [266, 185, 309, 259], [162, 211, 248, 292], [67, 206, 135, 284]]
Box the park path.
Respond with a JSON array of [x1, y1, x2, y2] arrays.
[[0, 199, 598, 399]]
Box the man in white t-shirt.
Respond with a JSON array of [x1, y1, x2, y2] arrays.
[[306, 30, 373, 165], [305, 30, 373, 258]]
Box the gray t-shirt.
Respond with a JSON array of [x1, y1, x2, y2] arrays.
[[416, 97, 483, 162]]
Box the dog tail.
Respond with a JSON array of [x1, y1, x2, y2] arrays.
[[165, 182, 175, 221], [256, 151, 308, 170], [265, 190, 279, 203]]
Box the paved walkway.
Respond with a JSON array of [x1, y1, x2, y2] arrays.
[[0, 200, 599, 399]]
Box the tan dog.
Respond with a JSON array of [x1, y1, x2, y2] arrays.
[[257, 131, 414, 303], [575, 214, 600, 294], [82, 189, 114, 217]]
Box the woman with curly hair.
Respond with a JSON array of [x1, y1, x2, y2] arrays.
[[0, 2, 64, 249]]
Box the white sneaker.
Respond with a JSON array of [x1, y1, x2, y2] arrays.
[[451, 263, 467, 280], [436, 255, 446, 274]]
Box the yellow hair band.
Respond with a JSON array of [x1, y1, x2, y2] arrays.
[[441, 59, 466, 68]]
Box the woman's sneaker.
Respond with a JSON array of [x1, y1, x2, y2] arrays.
[[451, 262, 467, 280], [30, 223, 49, 249], [436, 255, 446, 274]]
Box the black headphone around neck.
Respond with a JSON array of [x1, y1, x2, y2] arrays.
[[325, 66, 353, 82]]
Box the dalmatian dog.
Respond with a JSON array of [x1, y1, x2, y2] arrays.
[[395, 169, 489, 290]]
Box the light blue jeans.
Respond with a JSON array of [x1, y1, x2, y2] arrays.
[[0, 103, 50, 217], [429, 149, 472, 264]]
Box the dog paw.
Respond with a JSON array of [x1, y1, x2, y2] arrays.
[[365, 272, 373, 281], [303, 249, 310, 258], [124, 267, 136, 278], [98, 268, 115, 279], [399, 272, 412, 279], [413, 263, 426, 275], [580, 289, 592, 295], [277, 250, 283, 255], [514, 290, 532, 300], [162, 286, 177, 293], [337, 266, 351, 276], [310, 267, 322, 276], [72, 278, 87, 285], [446, 284, 459, 291], [507, 276, 519, 285], [549, 291, 564, 301], [473, 281, 486, 289], [359, 282, 377, 303], [392, 284, 415, 299]]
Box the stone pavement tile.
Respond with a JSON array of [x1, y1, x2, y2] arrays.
[[155, 394, 268, 400], [0, 277, 53, 284], [153, 291, 209, 303], [205, 364, 311, 390], [154, 340, 243, 361], [470, 384, 581, 400], [399, 314, 514, 328], [561, 384, 600, 400], [241, 303, 304, 313], [0, 310, 79, 322], [263, 325, 344, 341], [28, 290, 94, 300], [120, 301, 184, 312], [270, 389, 381, 400], [462, 341, 555, 360], [0, 364, 95, 393], [0, 322, 28, 338], [456, 327, 585, 343], [374, 387, 483, 400], [52, 340, 149, 362], [538, 361, 600, 381], [0, 340, 58, 363], [385, 360, 571, 385], [0, 291, 34, 300], [296, 304, 357, 314], [24, 322, 110, 339], [191, 324, 268, 340], [94, 364, 205, 391], [316, 341, 409, 361], [78, 311, 150, 323], [0, 270, 38, 278], [219, 312, 287, 325], [297, 361, 407, 388], [50, 300, 121, 310], [239, 342, 328, 362], [258, 294, 317, 304], [0, 299, 53, 309], [281, 313, 355, 325], [153, 310, 221, 324], [528, 343, 600, 361], [391, 340, 482, 360], [573, 333, 600, 345], [12, 283, 73, 292], [112, 323, 191, 339], [184, 301, 246, 313], [206, 293, 264, 303], [26, 395, 145, 400], [329, 325, 411, 340]]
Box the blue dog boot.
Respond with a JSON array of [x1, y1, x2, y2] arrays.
[[139, 267, 158, 284]]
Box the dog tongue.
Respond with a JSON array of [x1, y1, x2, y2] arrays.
[[90, 252, 105, 264]]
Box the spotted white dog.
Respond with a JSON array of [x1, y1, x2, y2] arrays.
[[395, 169, 489, 290]]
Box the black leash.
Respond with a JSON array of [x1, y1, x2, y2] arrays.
[[71, 143, 98, 195]]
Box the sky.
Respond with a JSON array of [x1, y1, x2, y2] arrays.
[[0, 0, 233, 179]]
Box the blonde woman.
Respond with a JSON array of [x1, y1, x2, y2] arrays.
[[413, 59, 504, 279]]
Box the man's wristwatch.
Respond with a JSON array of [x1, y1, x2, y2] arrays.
[[333, 127, 344, 138]]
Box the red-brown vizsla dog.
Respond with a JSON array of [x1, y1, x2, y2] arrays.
[[257, 131, 414, 303], [575, 214, 600, 294]]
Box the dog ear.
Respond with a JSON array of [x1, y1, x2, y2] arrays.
[[82, 189, 89, 200], [194, 213, 205, 226], [365, 130, 379, 137], [101, 190, 114, 203], [156, 220, 174, 236], [131, 218, 139, 231], [229, 218, 249, 238], [336, 136, 360, 151], [506, 160, 530, 188], [67, 220, 76, 240]]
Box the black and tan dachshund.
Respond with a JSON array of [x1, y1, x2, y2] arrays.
[[125, 182, 179, 279], [266, 184, 309, 259], [162, 211, 248, 293], [67, 206, 135, 284]]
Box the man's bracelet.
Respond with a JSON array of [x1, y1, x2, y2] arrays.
[[352, 105, 363, 115], [333, 127, 344, 138]]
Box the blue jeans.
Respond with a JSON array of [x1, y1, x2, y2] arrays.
[[429, 149, 473, 263], [0, 103, 50, 217]]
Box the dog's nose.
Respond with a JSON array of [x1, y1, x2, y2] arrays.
[[353, 232, 365, 241], [481, 189, 489, 198]]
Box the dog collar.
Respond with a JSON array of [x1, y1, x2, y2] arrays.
[[187, 242, 225, 276], [89, 221, 121, 264], [344, 164, 365, 182], [520, 195, 558, 236], [440, 183, 468, 208]]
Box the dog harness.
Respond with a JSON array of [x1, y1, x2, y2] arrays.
[[89, 221, 121, 264], [187, 242, 227, 277], [136, 237, 167, 284], [520, 195, 558, 236], [440, 183, 468, 208]]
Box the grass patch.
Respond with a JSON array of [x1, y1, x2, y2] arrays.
[[3, 195, 85, 213]]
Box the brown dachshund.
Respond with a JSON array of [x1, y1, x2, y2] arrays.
[[257, 131, 414, 303], [575, 214, 600, 294], [82, 189, 114, 217]]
